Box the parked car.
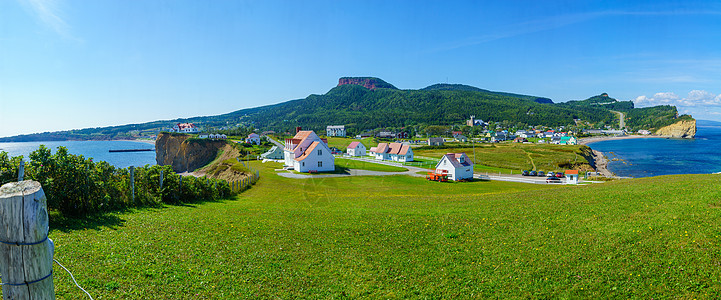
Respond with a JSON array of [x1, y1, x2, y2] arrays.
[[529, 170, 537, 176], [555, 172, 564, 178], [546, 177, 561, 183], [522, 170, 530, 176], [547, 172, 555, 177], [537, 171, 545, 177]]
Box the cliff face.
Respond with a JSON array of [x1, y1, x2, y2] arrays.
[[155, 133, 227, 172], [655, 119, 697, 138], [337, 77, 397, 90]]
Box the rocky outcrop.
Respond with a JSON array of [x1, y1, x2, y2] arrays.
[[337, 77, 397, 90], [155, 133, 227, 173], [655, 119, 696, 138]]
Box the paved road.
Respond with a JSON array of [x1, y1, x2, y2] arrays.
[[611, 110, 625, 129]]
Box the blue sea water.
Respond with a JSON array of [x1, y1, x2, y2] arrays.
[[0, 140, 156, 169], [587, 120, 721, 178]]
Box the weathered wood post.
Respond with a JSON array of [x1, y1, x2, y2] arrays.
[[17, 160, 24, 182], [0, 181, 55, 299], [129, 166, 135, 203], [159, 169, 164, 190]]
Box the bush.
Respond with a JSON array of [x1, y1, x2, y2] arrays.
[[0, 146, 234, 216]]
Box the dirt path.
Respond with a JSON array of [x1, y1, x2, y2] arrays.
[[611, 110, 625, 129], [521, 149, 536, 170]]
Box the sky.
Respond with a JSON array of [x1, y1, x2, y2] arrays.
[[2, 0, 721, 137]]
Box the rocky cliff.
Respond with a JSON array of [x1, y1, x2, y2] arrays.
[[337, 77, 397, 90], [655, 119, 696, 138], [155, 132, 228, 172]]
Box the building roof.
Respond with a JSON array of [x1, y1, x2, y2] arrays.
[[295, 141, 320, 161], [326, 125, 345, 129], [176, 123, 196, 129], [376, 143, 389, 154], [248, 133, 260, 138], [348, 141, 361, 149], [369, 147, 377, 152], [565, 170, 579, 175], [438, 153, 473, 169], [429, 137, 444, 142]]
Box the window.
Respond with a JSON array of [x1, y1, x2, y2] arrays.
[[302, 162, 305, 167], [318, 149, 322, 155], [318, 161, 322, 167]]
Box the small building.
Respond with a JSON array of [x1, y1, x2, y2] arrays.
[[170, 123, 199, 133], [513, 137, 528, 143], [326, 125, 346, 137], [347, 141, 366, 157], [284, 130, 335, 173], [378, 131, 395, 138], [638, 130, 651, 135], [373, 142, 413, 162], [435, 153, 474, 181], [559, 136, 577, 145], [564, 170, 579, 184], [245, 133, 261, 145], [261, 146, 284, 160], [209, 133, 227, 139], [454, 134, 468, 142], [428, 137, 444, 146]]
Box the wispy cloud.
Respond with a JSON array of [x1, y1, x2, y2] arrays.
[[19, 0, 77, 40], [633, 90, 721, 108]]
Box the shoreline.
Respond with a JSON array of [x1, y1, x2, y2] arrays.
[[578, 134, 669, 145]]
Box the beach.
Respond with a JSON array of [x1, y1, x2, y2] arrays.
[[578, 134, 668, 145]]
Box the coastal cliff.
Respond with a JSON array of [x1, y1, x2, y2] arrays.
[[155, 132, 227, 173], [655, 119, 696, 138]]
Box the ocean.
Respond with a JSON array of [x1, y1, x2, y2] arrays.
[[587, 120, 721, 178], [0, 140, 156, 169]]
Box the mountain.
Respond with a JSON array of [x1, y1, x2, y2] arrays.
[[422, 84, 554, 104], [0, 77, 690, 141]]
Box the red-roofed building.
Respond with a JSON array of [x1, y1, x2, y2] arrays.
[[564, 170, 579, 184], [371, 142, 414, 162], [170, 123, 199, 133], [435, 153, 474, 181], [283, 130, 335, 173], [346, 141, 366, 156]]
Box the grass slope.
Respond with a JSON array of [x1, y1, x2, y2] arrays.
[[45, 162, 721, 299]]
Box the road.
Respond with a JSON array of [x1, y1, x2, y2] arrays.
[[611, 110, 625, 129]]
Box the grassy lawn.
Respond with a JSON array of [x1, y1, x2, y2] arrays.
[[325, 137, 379, 151], [335, 158, 408, 172], [414, 143, 592, 174], [43, 161, 721, 298]]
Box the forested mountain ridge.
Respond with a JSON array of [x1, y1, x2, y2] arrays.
[[0, 78, 690, 141]]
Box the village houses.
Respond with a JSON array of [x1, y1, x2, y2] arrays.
[[346, 141, 366, 156], [435, 153, 474, 181], [369, 142, 414, 162], [170, 123, 199, 133], [326, 125, 346, 137], [284, 131, 335, 173], [245, 133, 261, 145]]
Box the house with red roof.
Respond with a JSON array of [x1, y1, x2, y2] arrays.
[[564, 170, 579, 184], [245, 133, 261, 145], [346, 141, 366, 157], [283, 131, 335, 173], [434, 153, 474, 181], [372, 142, 414, 162], [170, 123, 199, 133]]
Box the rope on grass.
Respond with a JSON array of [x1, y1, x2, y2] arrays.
[[54, 258, 94, 300]]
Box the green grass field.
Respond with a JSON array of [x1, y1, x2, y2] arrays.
[[42, 161, 721, 298], [335, 158, 408, 172], [414, 143, 592, 174]]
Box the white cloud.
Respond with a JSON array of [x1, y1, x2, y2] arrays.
[[632, 90, 721, 108], [19, 0, 76, 39]]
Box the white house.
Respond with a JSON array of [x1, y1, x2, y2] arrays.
[[347, 141, 366, 157], [564, 170, 579, 184], [261, 146, 284, 160], [245, 133, 261, 145], [283, 131, 335, 173], [326, 125, 346, 137], [170, 123, 199, 133], [209, 133, 227, 139], [372, 142, 413, 162], [435, 153, 474, 181], [428, 137, 444, 146]]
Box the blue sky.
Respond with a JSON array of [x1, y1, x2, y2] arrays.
[[2, 0, 721, 137]]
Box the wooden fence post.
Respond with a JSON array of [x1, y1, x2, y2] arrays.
[[0, 181, 55, 299], [17, 160, 24, 182], [130, 166, 135, 203], [159, 169, 164, 190]]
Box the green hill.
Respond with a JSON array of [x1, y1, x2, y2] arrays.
[[0, 78, 690, 141]]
